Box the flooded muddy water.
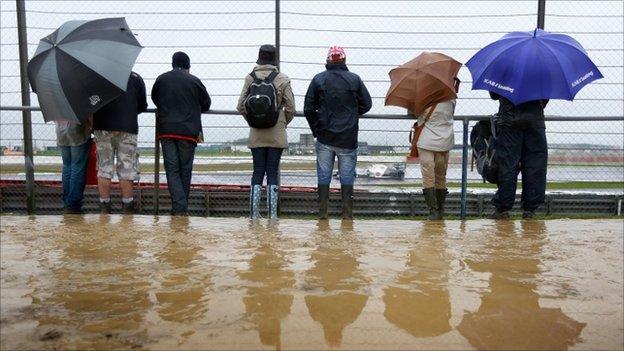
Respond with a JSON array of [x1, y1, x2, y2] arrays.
[[1, 216, 622, 350]]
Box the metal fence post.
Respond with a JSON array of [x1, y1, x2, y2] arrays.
[[537, 0, 546, 29], [153, 112, 160, 215], [16, 0, 35, 214], [275, 0, 280, 70], [460, 117, 469, 220]]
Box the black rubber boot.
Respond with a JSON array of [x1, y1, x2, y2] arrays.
[[318, 184, 330, 219], [423, 188, 440, 220], [341, 185, 354, 219], [488, 209, 510, 220], [435, 188, 448, 219], [522, 210, 536, 219]]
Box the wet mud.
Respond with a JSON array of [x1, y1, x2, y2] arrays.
[[1, 215, 622, 350]]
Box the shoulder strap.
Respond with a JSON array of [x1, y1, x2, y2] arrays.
[[249, 70, 261, 83], [264, 70, 279, 84], [424, 103, 437, 122]]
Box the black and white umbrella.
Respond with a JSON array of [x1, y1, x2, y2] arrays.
[[27, 17, 142, 123]]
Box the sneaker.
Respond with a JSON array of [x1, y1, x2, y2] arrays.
[[487, 210, 510, 220], [522, 210, 535, 219], [99, 201, 112, 214]]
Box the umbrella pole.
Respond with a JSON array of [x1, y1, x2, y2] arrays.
[[460, 117, 469, 220], [16, 0, 35, 214], [537, 0, 546, 29]]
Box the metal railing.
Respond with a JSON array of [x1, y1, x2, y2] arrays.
[[1, 105, 622, 219], [1, 0, 622, 218]]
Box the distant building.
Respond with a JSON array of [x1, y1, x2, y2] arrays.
[[288, 133, 316, 155], [300, 133, 314, 147]]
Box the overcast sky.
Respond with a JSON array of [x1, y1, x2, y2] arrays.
[[0, 0, 622, 147]]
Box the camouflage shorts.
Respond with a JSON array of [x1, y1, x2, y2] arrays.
[[94, 130, 140, 181]]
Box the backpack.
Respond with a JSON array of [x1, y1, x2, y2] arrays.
[[244, 70, 280, 129], [470, 115, 499, 184]]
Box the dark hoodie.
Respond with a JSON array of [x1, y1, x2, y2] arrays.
[[93, 71, 147, 134], [490, 92, 548, 129], [304, 63, 372, 149]]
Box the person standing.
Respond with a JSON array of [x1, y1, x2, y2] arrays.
[[304, 46, 372, 220], [93, 71, 147, 214], [237, 45, 296, 220], [152, 52, 211, 216], [489, 92, 548, 219], [418, 78, 460, 220], [56, 119, 91, 214]]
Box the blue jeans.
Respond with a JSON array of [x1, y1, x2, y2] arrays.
[[251, 147, 283, 185], [60, 141, 90, 211], [316, 141, 357, 186], [161, 139, 196, 214]]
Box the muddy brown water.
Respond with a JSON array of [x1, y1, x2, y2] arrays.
[[1, 216, 622, 350]]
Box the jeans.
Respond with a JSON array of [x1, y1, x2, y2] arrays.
[[161, 138, 196, 213], [60, 141, 90, 211], [316, 141, 357, 186], [251, 147, 283, 185], [492, 125, 548, 212]]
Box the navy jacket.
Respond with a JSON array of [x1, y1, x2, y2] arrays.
[[151, 68, 211, 139], [93, 72, 147, 134], [490, 92, 548, 129], [304, 64, 372, 149]]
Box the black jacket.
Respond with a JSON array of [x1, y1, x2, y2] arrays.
[[93, 72, 147, 134], [304, 63, 372, 149], [490, 92, 548, 129], [151, 68, 211, 138]]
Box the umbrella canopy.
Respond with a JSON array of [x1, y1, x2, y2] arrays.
[[385, 52, 461, 116], [27, 17, 142, 123], [466, 28, 603, 105]]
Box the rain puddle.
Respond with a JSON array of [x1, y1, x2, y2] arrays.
[[1, 215, 622, 350]]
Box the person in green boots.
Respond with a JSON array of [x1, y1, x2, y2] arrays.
[[237, 45, 296, 220], [304, 46, 372, 220], [417, 78, 460, 220]]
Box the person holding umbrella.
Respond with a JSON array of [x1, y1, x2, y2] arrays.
[[415, 79, 460, 220], [385, 52, 462, 220], [466, 29, 603, 219], [304, 46, 372, 220], [93, 71, 147, 214], [27, 18, 143, 214], [151, 52, 211, 216]]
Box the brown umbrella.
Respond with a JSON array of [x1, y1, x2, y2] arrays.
[[385, 52, 462, 116]]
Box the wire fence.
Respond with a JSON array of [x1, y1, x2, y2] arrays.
[[0, 0, 623, 217]]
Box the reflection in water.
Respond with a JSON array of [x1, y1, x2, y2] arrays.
[[155, 216, 209, 323], [2, 216, 620, 350], [40, 215, 150, 348], [383, 221, 451, 338], [238, 222, 295, 349], [304, 220, 369, 347], [457, 220, 586, 350]]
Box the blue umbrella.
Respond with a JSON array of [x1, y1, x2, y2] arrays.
[[466, 28, 603, 105]]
